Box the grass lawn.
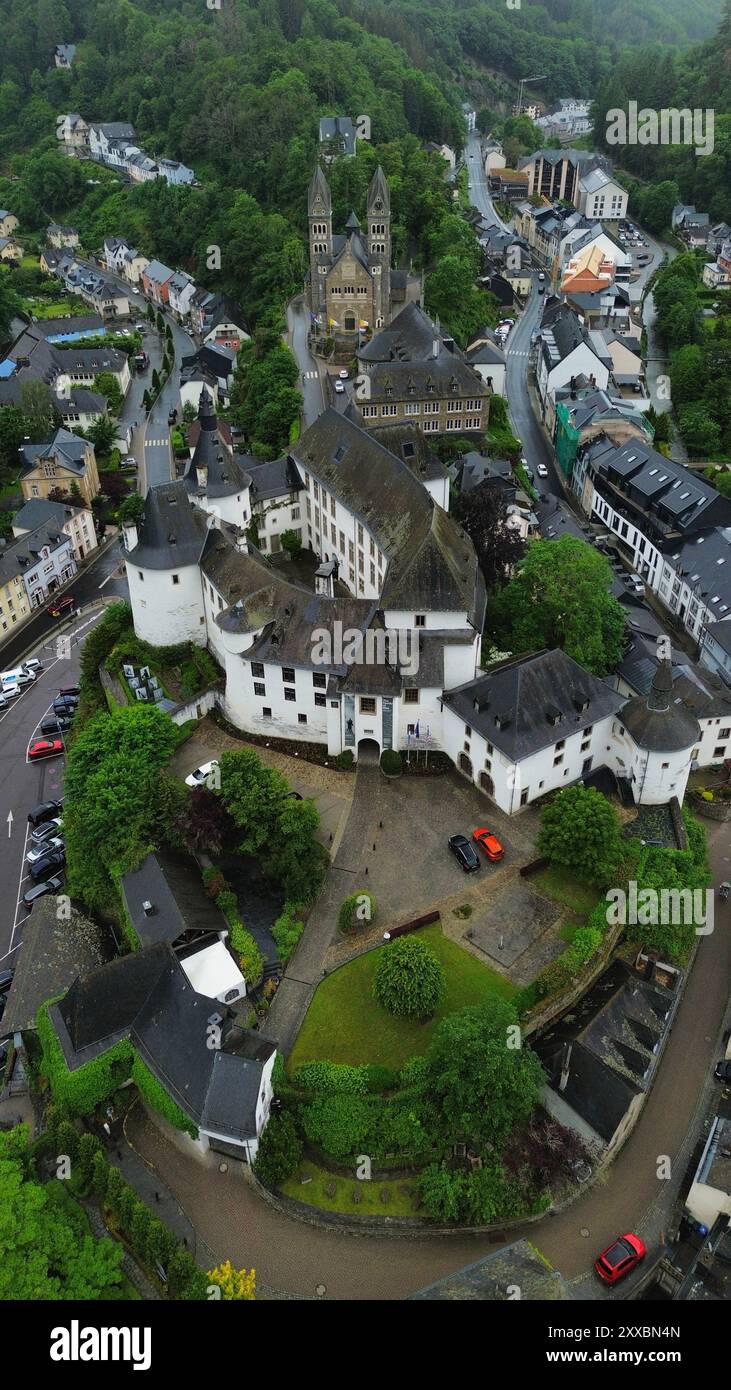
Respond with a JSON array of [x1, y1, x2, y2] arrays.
[[288, 923, 517, 1071], [282, 1159, 418, 1217], [531, 866, 601, 943]]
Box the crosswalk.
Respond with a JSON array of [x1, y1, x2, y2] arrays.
[[145, 437, 170, 448], [302, 370, 318, 380], [508, 349, 530, 358]]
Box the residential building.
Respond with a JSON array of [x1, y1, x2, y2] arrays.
[[465, 331, 507, 396], [157, 158, 195, 185], [19, 429, 100, 506], [47, 223, 79, 249], [672, 205, 710, 247], [49, 255, 129, 318], [552, 387, 654, 481], [54, 43, 76, 68], [536, 300, 610, 416], [142, 259, 175, 306], [87, 121, 136, 164], [0, 237, 21, 263], [0, 321, 130, 401], [700, 620, 731, 684], [12, 497, 98, 562], [356, 301, 490, 437], [520, 149, 610, 206], [577, 167, 627, 223], [56, 113, 89, 152], [102, 236, 149, 284], [168, 270, 197, 321], [0, 517, 76, 619], [318, 115, 357, 159]]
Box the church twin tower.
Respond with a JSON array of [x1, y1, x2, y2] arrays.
[[307, 164, 393, 344]]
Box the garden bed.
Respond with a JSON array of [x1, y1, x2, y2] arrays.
[[281, 1159, 419, 1217], [211, 707, 353, 770]]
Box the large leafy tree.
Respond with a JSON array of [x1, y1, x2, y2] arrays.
[[373, 937, 446, 1018], [537, 784, 623, 887], [455, 483, 527, 592], [488, 537, 626, 675], [421, 998, 544, 1154]]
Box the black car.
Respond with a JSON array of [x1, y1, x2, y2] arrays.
[[714, 1060, 731, 1082], [0, 969, 13, 995], [22, 875, 64, 909], [29, 849, 65, 882], [40, 716, 71, 736], [448, 834, 480, 873], [53, 696, 78, 715], [27, 799, 63, 828], [58, 685, 80, 698], [168, 408, 177, 425]]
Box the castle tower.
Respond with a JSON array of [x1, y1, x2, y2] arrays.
[[618, 658, 700, 806], [367, 165, 391, 328], [308, 165, 332, 320]]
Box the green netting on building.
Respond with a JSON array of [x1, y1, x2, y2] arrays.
[[555, 402, 581, 480]]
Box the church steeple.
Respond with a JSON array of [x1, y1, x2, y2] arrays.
[[366, 165, 391, 329], [308, 165, 332, 319]]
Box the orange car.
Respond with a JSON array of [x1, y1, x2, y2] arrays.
[[473, 827, 505, 862]]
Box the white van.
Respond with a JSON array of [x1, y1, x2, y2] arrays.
[[1, 666, 36, 689]]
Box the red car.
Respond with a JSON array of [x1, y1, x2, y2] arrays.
[[594, 1233, 646, 1285], [28, 739, 64, 762], [473, 827, 505, 862], [48, 593, 75, 618]]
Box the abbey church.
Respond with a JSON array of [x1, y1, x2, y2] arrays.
[[306, 164, 406, 347]]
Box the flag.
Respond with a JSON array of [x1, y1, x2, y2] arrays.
[[329, 316, 339, 328], [414, 721, 420, 740], [358, 319, 369, 329]]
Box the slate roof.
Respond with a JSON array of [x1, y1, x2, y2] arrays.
[[291, 409, 485, 628], [583, 437, 731, 537], [358, 301, 451, 363], [443, 649, 624, 761], [55, 944, 171, 1061], [121, 480, 209, 570], [57, 387, 108, 418], [180, 388, 252, 499], [319, 116, 356, 156], [621, 659, 701, 752], [0, 519, 71, 587], [121, 849, 228, 949], [370, 423, 445, 484], [411, 1240, 572, 1301], [673, 527, 731, 619], [247, 454, 302, 503], [465, 338, 506, 367], [704, 620, 731, 659], [1, 898, 114, 1036], [143, 258, 174, 284], [20, 429, 90, 478]]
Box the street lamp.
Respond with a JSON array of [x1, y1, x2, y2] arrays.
[[517, 75, 547, 116]]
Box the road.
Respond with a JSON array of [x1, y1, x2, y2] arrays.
[[0, 538, 128, 669], [0, 612, 93, 968], [287, 295, 325, 427], [465, 132, 511, 230]]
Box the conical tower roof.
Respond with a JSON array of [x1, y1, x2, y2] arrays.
[[345, 209, 360, 234], [367, 164, 390, 214], [620, 658, 700, 753], [308, 164, 331, 215]]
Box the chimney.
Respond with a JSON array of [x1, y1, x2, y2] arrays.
[[196, 464, 208, 490], [142, 899, 155, 916], [123, 520, 139, 552]]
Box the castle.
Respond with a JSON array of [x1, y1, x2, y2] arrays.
[[306, 164, 406, 347]]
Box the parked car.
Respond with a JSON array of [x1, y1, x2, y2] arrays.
[[714, 1059, 731, 1082], [58, 685, 80, 698], [537, 463, 548, 478], [0, 694, 8, 711], [48, 593, 75, 618], [473, 827, 505, 862], [40, 717, 71, 736], [338, 369, 349, 379], [27, 800, 63, 828], [31, 818, 62, 844], [448, 834, 480, 873], [2, 669, 35, 691], [28, 739, 64, 762], [122, 455, 137, 468], [334, 379, 345, 394], [168, 408, 177, 425], [23, 658, 43, 675], [594, 1233, 646, 1285], [22, 875, 64, 909], [53, 697, 78, 716], [29, 849, 66, 882], [184, 759, 219, 789], [27, 836, 64, 865]]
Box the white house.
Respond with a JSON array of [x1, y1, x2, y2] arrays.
[[168, 270, 197, 320], [536, 303, 610, 414], [577, 168, 628, 222], [465, 332, 507, 396], [0, 519, 76, 612], [12, 498, 98, 563]]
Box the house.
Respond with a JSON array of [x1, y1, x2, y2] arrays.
[[158, 158, 195, 185], [535, 99, 591, 142], [482, 141, 506, 176], [0, 517, 77, 618], [558, 224, 632, 285], [56, 113, 89, 151], [536, 301, 610, 416], [19, 428, 100, 506], [306, 165, 405, 347], [0, 897, 113, 1041], [141, 259, 175, 306], [424, 141, 457, 172], [46, 941, 276, 1161], [464, 331, 507, 396], [520, 149, 611, 206], [411, 1240, 573, 1300], [552, 387, 653, 481], [577, 167, 627, 223], [167, 270, 197, 321], [685, 1115, 731, 1232], [12, 497, 98, 562], [572, 434, 731, 644], [102, 236, 149, 284], [488, 168, 530, 202], [356, 301, 490, 437], [54, 43, 77, 68], [0, 210, 18, 238], [672, 205, 710, 248], [52, 258, 130, 319], [124, 148, 159, 182], [318, 115, 357, 159], [700, 619, 731, 684], [535, 958, 680, 1161], [0, 321, 130, 402], [87, 122, 136, 164], [47, 223, 79, 249], [0, 237, 21, 263], [180, 343, 236, 403], [56, 387, 108, 433]]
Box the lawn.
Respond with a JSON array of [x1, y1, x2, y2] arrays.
[[282, 1159, 418, 1217], [288, 923, 517, 1071], [25, 296, 87, 319], [531, 866, 601, 943]]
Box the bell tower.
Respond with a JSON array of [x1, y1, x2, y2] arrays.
[[308, 165, 332, 319], [367, 165, 391, 328]]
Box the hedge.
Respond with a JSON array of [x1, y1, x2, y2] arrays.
[[36, 1000, 134, 1116], [272, 903, 305, 964], [337, 890, 376, 935], [131, 1053, 198, 1139]]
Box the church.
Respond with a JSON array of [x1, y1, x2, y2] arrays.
[[306, 164, 406, 349]]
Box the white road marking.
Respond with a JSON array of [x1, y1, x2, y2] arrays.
[[5, 819, 33, 962]]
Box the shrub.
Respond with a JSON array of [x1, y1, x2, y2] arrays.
[[293, 1061, 368, 1095], [335, 750, 354, 770], [272, 903, 305, 965], [337, 890, 376, 934], [131, 1053, 198, 1139], [380, 749, 402, 775], [203, 869, 228, 899], [373, 938, 446, 1018], [301, 1093, 374, 1161], [362, 1064, 399, 1094], [399, 1055, 429, 1089], [228, 922, 264, 987], [254, 1111, 303, 1186]]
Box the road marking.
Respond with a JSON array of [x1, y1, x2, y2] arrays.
[[5, 819, 33, 963], [303, 371, 318, 379], [98, 573, 115, 589], [145, 437, 170, 448]]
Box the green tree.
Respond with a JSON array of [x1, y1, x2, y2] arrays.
[[19, 379, 57, 441], [86, 413, 116, 456], [118, 492, 145, 525], [373, 937, 446, 1018], [280, 528, 302, 557], [92, 373, 123, 416], [537, 784, 623, 886], [254, 1111, 302, 1186], [488, 537, 626, 674]]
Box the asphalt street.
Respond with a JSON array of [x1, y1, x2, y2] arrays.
[[287, 294, 326, 426], [0, 538, 128, 669]]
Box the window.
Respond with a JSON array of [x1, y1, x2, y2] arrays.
[[254, 682, 266, 697], [714, 746, 727, 759], [291, 507, 300, 522], [661, 761, 670, 769], [370, 563, 375, 585], [282, 667, 295, 683], [314, 693, 326, 708], [262, 707, 271, 719], [414, 614, 426, 628], [172, 574, 179, 585], [298, 713, 307, 725], [555, 739, 565, 752], [284, 688, 296, 702], [465, 725, 472, 737], [313, 672, 327, 689], [138, 571, 144, 581], [360, 697, 376, 714], [403, 688, 419, 704], [720, 728, 730, 739], [553, 754, 564, 767], [251, 662, 264, 678]]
